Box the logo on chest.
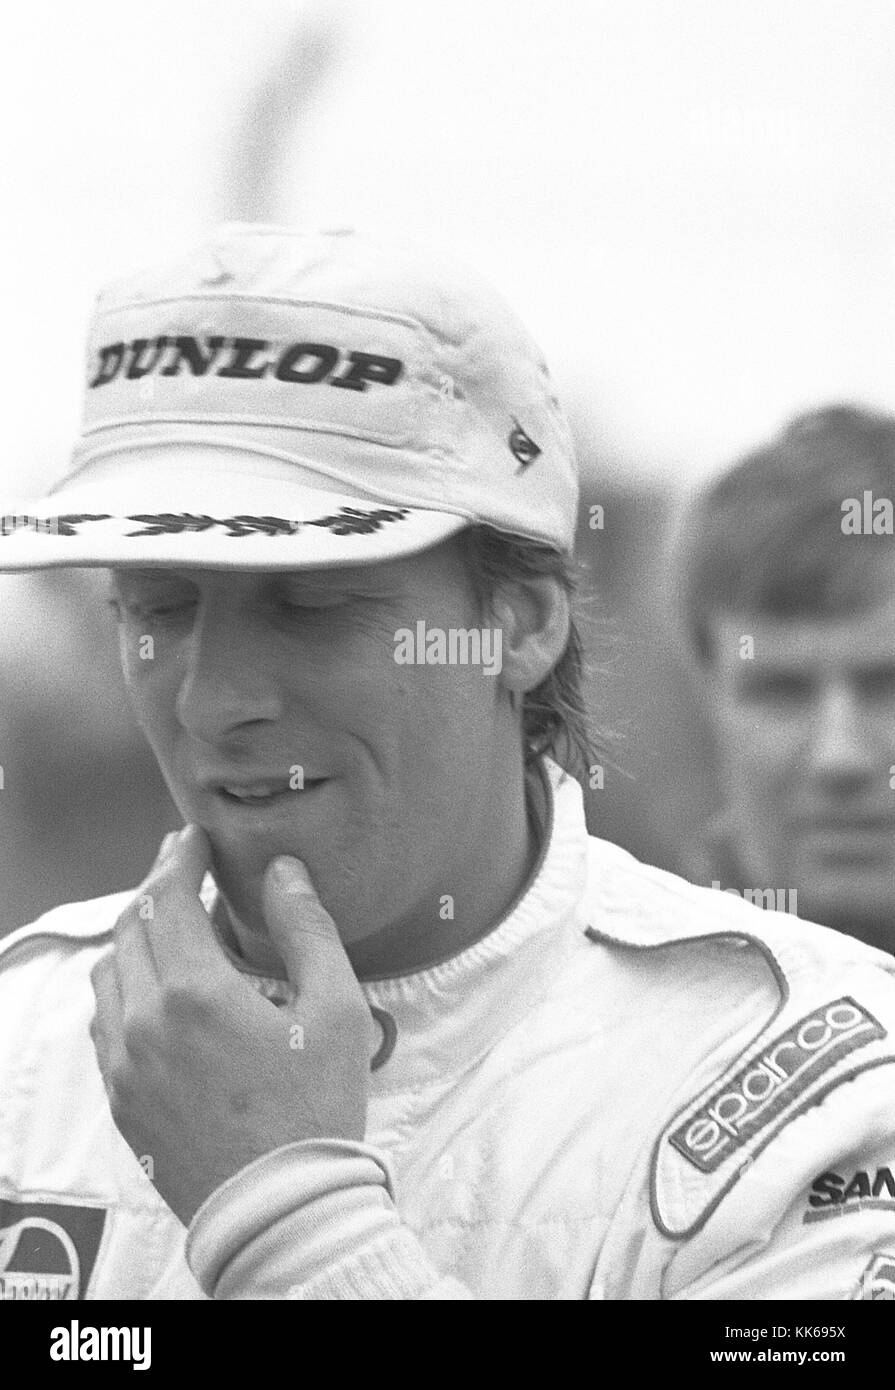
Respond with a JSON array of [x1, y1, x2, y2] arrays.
[[805, 1166, 895, 1222], [668, 997, 886, 1173], [0, 1200, 107, 1300]]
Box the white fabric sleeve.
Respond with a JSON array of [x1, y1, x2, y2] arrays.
[[185, 1139, 475, 1300]]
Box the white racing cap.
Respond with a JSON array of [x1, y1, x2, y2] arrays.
[[0, 224, 578, 570]]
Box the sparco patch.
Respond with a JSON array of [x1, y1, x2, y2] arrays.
[[0, 1200, 107, 1300], [669, 997, 885, 1174]]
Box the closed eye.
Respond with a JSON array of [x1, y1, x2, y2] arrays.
[[279, 595, 350, 613], [109, 595, 198, 623]]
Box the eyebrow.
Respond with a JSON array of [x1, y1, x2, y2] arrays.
[[111, 568, 397, 591]]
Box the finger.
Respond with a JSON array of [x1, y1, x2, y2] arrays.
[[261, 857, 363, 1007], [112, 911, 159, 1005], [157, 829, 181, 864], [141, 824, 226, 977], [112, 849, 172, 993], [150, 824, 210, 898], [110, 828, 183, 993]]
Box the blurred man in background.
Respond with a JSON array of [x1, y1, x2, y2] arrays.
[[676, 404, 895, 955]]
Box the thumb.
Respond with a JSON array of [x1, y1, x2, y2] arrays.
[[261, 856, 359, 1001]]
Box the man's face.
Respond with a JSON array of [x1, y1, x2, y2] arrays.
[[706, 581, 895, 950], [109, 536, 507, 954]]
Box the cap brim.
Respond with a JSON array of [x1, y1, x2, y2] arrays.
[[0, 449, 469, 571]]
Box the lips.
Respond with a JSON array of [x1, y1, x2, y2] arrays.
[[211, 776, 327, 805], [222, 781, 284, 801], [218, 783, 326, 806], [222, 787, 286, 806]]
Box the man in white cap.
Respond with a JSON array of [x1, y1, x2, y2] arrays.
[[0, 225, 894, 1301]]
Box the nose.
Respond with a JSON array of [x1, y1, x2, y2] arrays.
[[805, 681, 876, 787], [175, 594, 282, 740]]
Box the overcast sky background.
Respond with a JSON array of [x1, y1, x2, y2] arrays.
[[3, 0, 894, 493]]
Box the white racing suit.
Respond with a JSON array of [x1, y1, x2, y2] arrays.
[[1, 758, 894, 1300]]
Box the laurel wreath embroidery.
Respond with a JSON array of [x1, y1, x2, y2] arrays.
[[124, 513, 302, 538], [0, 513, 112, 537], [0, 506, 411, 540]]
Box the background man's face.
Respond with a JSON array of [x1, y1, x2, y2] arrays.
[[706, 584, 895, 951], [110, 536, 507, 951]]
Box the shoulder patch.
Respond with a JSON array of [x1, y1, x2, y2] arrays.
[[652, 993, 895, 1238], [669, 998, 884, 1175]]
